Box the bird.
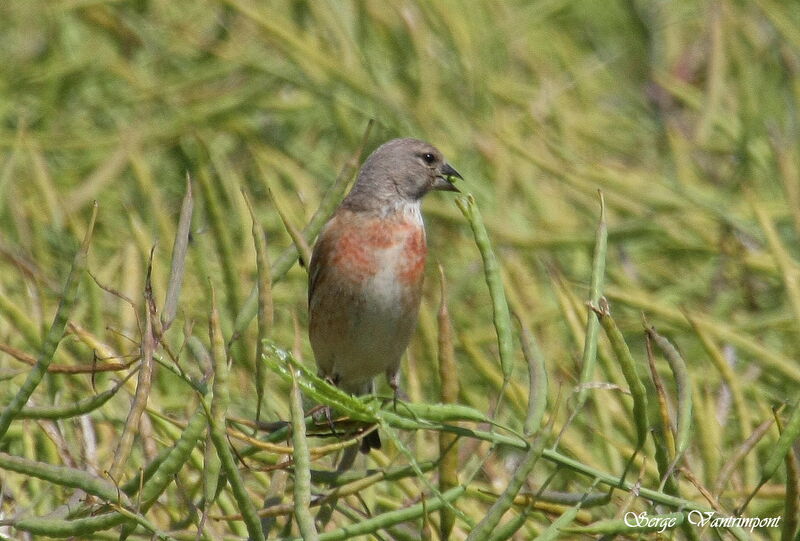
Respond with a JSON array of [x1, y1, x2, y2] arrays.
[[308, 137, 461, 465]]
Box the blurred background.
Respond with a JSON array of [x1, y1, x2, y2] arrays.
[[1, 1, 799, 539]]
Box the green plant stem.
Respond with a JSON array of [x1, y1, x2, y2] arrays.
[[0, 203, 97, 441]]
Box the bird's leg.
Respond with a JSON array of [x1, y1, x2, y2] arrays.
[[386, 369, 400, 410], [310, 404, 337, 436], [311, 373, 340, 437]]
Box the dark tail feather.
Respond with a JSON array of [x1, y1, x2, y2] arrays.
[[360, 430, 381, 453], [337, 445, 358, 472], [337, 430, 381, 472]]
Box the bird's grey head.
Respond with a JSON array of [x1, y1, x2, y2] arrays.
[[342, 138, 461, 212]]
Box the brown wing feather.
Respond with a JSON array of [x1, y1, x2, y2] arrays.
[[308, 218, 336, 307]]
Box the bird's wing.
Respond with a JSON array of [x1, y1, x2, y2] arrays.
[[308, 218, 336, 307]]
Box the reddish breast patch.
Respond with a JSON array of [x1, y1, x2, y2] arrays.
[[331, 226, 378, 281], [399, 228, 426, 286], [328, 212, 426, 285]]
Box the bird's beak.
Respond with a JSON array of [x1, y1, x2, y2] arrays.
[[433, 162, 462, 192]]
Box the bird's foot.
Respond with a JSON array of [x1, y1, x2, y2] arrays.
[[360, 428, 381, 453], [385, 372, 409, 410], [309, 404, 338, 437]]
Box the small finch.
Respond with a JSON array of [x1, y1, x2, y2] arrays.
[[308, 138, 461, 463]]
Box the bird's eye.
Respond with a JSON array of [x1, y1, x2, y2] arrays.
[[422, 153, 435, 164]]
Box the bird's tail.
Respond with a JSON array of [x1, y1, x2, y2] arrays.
[[337, 429, 381, 471], [336, 445, 359, 472], [335, 380, 382, 471], [360, 430, 381, 453]]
